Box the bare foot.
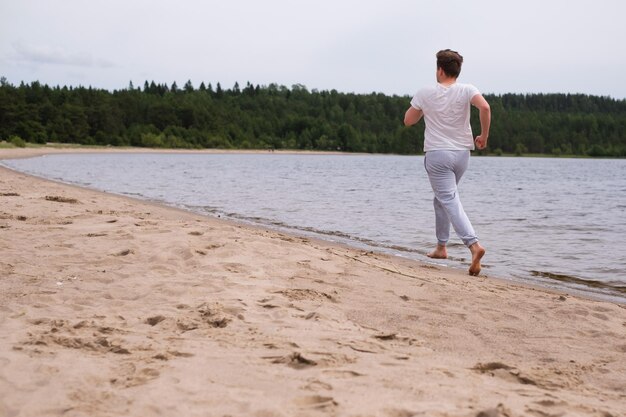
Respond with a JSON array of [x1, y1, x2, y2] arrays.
[[468, 242, 485, 276], [427, 245, 447, 259]]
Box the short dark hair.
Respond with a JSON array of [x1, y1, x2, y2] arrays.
[[436, 49, 463, 78]]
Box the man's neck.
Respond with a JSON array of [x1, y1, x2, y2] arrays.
[[438, 77, 457, 87], [437, 72, 458, 87]]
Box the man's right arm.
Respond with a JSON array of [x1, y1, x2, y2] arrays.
[[404, 106, 423, 126], [471, 94, 491, 149]]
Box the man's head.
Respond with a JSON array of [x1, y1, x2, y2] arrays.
[[436, 49, 463, 79]]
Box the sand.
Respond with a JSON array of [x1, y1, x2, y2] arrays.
[[1, 147, 625, 417]]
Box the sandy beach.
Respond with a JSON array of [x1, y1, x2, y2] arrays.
[[1, 147, 625, 417]]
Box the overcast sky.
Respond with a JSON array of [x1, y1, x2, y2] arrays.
[[1, 0, 625, 99]]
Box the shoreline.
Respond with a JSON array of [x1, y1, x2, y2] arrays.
[[0, 144, 374, 160], [1, 147, 626, 416], [1, 145, 624, 305]]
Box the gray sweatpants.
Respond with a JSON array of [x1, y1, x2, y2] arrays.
[[424, 150, 478, 247]]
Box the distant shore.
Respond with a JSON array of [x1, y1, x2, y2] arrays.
[[0, 142, 358, 158], [1, 146, 625, 416]]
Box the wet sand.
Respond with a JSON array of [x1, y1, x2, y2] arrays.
[[1, 147, 625, 417]]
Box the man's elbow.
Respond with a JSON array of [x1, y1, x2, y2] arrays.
[[404, 109, 419, 126], [472, 95, 491, 113]]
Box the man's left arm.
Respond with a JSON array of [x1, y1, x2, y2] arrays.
[[471, 94, 491, 149]]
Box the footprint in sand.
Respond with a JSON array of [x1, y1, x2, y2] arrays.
[[175, 302, 232, 332], [257, 297, 280, 310], [145, 315, 167, 326], [472, 362, 539, 386], [197, 302, 231, 328], [373, 333, 397, 341], [322, 370, 363, 378], [267, 352, 317, 369], [302, 379, 333, 391], [205, 243, 224, 250], [19, 318, 132, 356], [475, 403, 513, 417], [339, 339, 385, 354], [45, 195, 79, 204], [174, 248, 194, 261], [167, 350, 194, 358], [300, 312, 323, 321], [305, 352, 356, 367], [293, 395, 337, 409], [110, 364, 160, 388], [219, 262, 249, 275], [384, 409, 421, 417], [276, 288, 337, 303]]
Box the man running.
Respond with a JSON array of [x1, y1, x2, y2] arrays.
[[404, 49, 491, 276]]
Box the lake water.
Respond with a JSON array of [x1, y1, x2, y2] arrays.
[[3, 153, 625, 303]]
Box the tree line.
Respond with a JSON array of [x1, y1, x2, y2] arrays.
[[1, 77, 625, 156]]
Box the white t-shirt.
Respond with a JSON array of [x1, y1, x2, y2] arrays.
[[410, 83, 480, 152]]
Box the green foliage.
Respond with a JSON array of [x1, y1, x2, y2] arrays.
[[9, 135, 27, 147], [0, 80, 625, 156]]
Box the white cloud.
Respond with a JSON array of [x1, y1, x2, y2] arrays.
[[11, 41, 115, 69]]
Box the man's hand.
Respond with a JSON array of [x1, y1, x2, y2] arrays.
[[475, 135, 488, 150]]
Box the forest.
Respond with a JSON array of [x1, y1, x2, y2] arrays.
[[1, 77, 625, 157]]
